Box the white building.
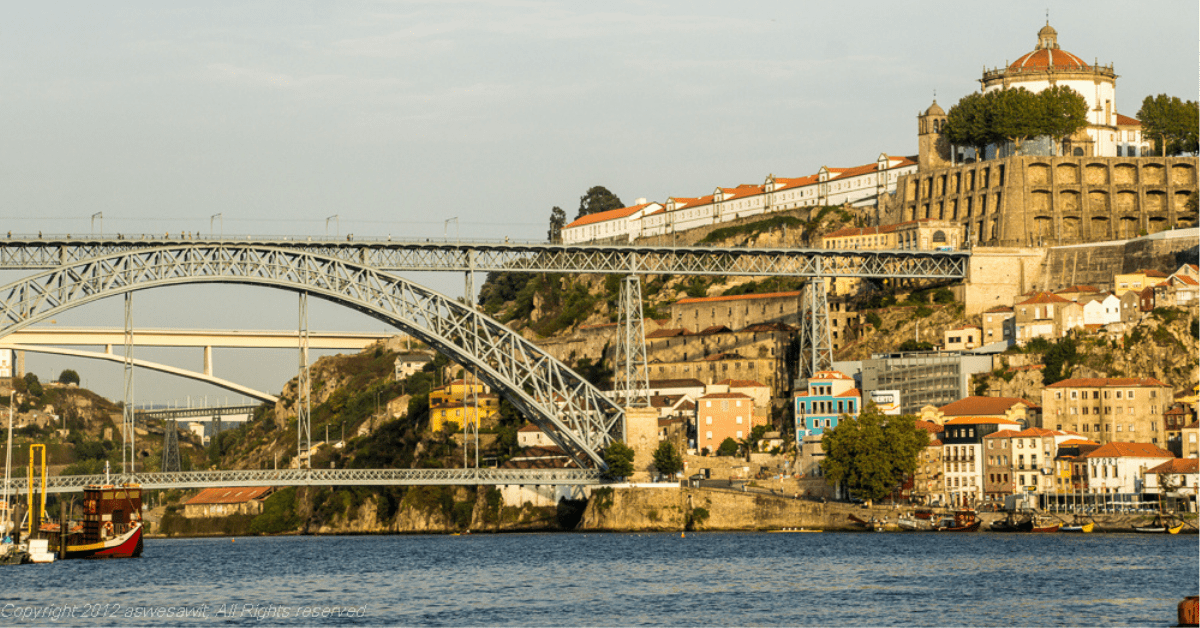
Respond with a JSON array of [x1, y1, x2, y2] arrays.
[[1083, 442, 1174, 494], [561, 154, 917, 245], [980, 22, 1123, 157], [1079, 293, 1122, 326]]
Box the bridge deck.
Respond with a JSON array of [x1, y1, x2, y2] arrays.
[[8, 468, 604, 493], [0, 238, 968, 279]]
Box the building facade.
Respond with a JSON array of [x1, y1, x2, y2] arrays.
[[1042, 377, 1173, 445], [793, 371, 860, 439]]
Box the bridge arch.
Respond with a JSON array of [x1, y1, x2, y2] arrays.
[[0, 245, 622, 468]]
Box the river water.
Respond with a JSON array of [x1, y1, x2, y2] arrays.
[[3, 532, 1196, 626]]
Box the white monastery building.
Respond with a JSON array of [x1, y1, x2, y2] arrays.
[[562, 154, 917, 245]]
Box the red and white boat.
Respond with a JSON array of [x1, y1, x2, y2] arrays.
[[48, 483, 144, 559]]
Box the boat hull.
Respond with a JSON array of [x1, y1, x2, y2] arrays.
[[56, 523, 143, 560]]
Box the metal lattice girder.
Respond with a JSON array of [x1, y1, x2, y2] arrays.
[[7, 468, 604, 494], [613, 275, 649, 409], [0, 245, 623, 469], [161, 419, 181, 473], [0, 239, 968, 279], [136, 405, 260, 421], [798, 278, 833, 379]]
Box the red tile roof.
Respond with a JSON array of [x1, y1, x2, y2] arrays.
[[1046, 377, 1168, 389], [185, 487, 273, 505], [984, 306, 1013, 313], [915, 420, 943, 434], [648, 378, 706, 389], [716, 379, 768, 388], [699, 392, 752, 400], [1115, 113, 1141, 127], [1147, 458, 1199, 475], [938, 396, 1036, 417], [1009, 47, 1089, 71], [675, 291, 800, 305], [810, 370, 854, 381], [1084, 442, 1173, 459], [564, 203, 656, 229], [944, 416, 1022, 426], [1016, 291, 1071, 305]]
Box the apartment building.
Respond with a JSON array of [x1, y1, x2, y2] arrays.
[[1042, 377, 1173, 445]]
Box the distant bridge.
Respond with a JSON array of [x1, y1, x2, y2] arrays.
[[8, 468, 603, 494], [135, 405, 258, 422]]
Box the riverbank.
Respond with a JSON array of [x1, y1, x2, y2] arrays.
[[146, 486, 1197, 538]]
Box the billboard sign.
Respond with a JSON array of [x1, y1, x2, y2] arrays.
[[870, 389, 901, 415]]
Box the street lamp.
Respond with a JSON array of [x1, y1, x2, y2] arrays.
[[91, 212, 103, 237], [326, 215, 340, 238], [211, 213, 223, 238], [444, 217, 458, 243]]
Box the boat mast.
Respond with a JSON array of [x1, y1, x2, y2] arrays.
[[3, 395, 14, 537]]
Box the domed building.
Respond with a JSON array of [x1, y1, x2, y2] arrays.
[[980, 22, 1119, 157]]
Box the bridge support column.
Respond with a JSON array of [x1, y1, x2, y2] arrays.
[[797, 276, 832, 380], [614, 275, 649, 407], [297, 292, 312, 469], [203, 346, 213, 377], [122, 292, 135, 475], [161, 419, 181, 473]]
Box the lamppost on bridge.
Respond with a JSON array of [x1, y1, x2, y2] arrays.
[[444, 217, 458, 244], [91, 212, 103, 237], [326, 215, 340, 238], [211, 213, 223, 238]]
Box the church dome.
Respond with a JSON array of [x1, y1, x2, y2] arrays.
[[1008, 22, 1089, 71], [924, 100, 945, 116]]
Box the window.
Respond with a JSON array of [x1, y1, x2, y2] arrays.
[[736, 416, 743, 425], [706, 417, 712, 425], [736, 431, 743, 439], [706, 431, 713, 440]]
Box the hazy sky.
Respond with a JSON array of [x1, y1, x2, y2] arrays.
[[2, 1, 1196, 405]]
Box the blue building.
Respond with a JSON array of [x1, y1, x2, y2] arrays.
[[794, 370, 861, 439]]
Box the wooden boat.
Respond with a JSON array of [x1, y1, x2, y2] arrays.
[[935, 510, 981, 532], [847, 514, 884, 532], [913, 509, 935, 520], [897, 515, 928, 531], [47, 484, 144, 559], [1060, 521, 1094, 533], [1029, 518, 1061, 533], [1132, 516, 1183, 535], [990, 513, 1032, 532]]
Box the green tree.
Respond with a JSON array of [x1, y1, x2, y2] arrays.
[[820, 407, 927, 502], [1138, 94, 1200, 156], [576, 186, 623, 220], [57, 369, 81, 385], [547, 206, 567, 243], [943, 92, 991, 159], [716, 437, 739, 457], [1041, 336, 1078, 385], [601, 441, 635, 480], [651, 440, 684, 478], [1036, 85, 1088, 154], [23, 373, 43, 398], [987, 87, 1042, 151]]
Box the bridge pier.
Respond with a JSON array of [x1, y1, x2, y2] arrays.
[[624, 406, 658, 481]]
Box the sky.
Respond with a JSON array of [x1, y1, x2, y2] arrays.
[[1, 1, 1196, 405]]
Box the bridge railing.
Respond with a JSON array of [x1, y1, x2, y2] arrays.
[[6, 468, 605, 493]]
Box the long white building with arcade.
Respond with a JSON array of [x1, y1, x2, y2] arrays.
[[562, 153, 917, 245]]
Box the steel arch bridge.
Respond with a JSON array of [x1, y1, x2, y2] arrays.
[[0, 244, 622, 469]]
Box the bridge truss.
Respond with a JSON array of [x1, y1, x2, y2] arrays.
[[8, 468, 603, 494], [0, 245, 623, 469], [0, 238, 968, 490]]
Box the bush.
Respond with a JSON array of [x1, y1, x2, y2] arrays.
[[57, 369, 81, 385], [602, 442, 635, 480], [864, 312, 882, 329], [249, 488, 302, 534], [716, 437, 739, 457]]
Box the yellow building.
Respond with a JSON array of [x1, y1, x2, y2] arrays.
[[1113, 268, 1168, 296], [429, 378, 499, 432]]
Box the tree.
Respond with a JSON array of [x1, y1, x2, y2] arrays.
[[576, 186, 623, 220], [1036, 86, 1088, 154], [57, 369, 81, 386], [23, 373, 43, 398], [820, 407, 927, 502], [987, 87, 1042, 151], [943, 92, 991, 159], [1138, 94, 1200, 156], [547, 206, 567, 243], [716, 437, 739, 457], [601, 441, 635, 480], [651, 441, 684, 478]]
